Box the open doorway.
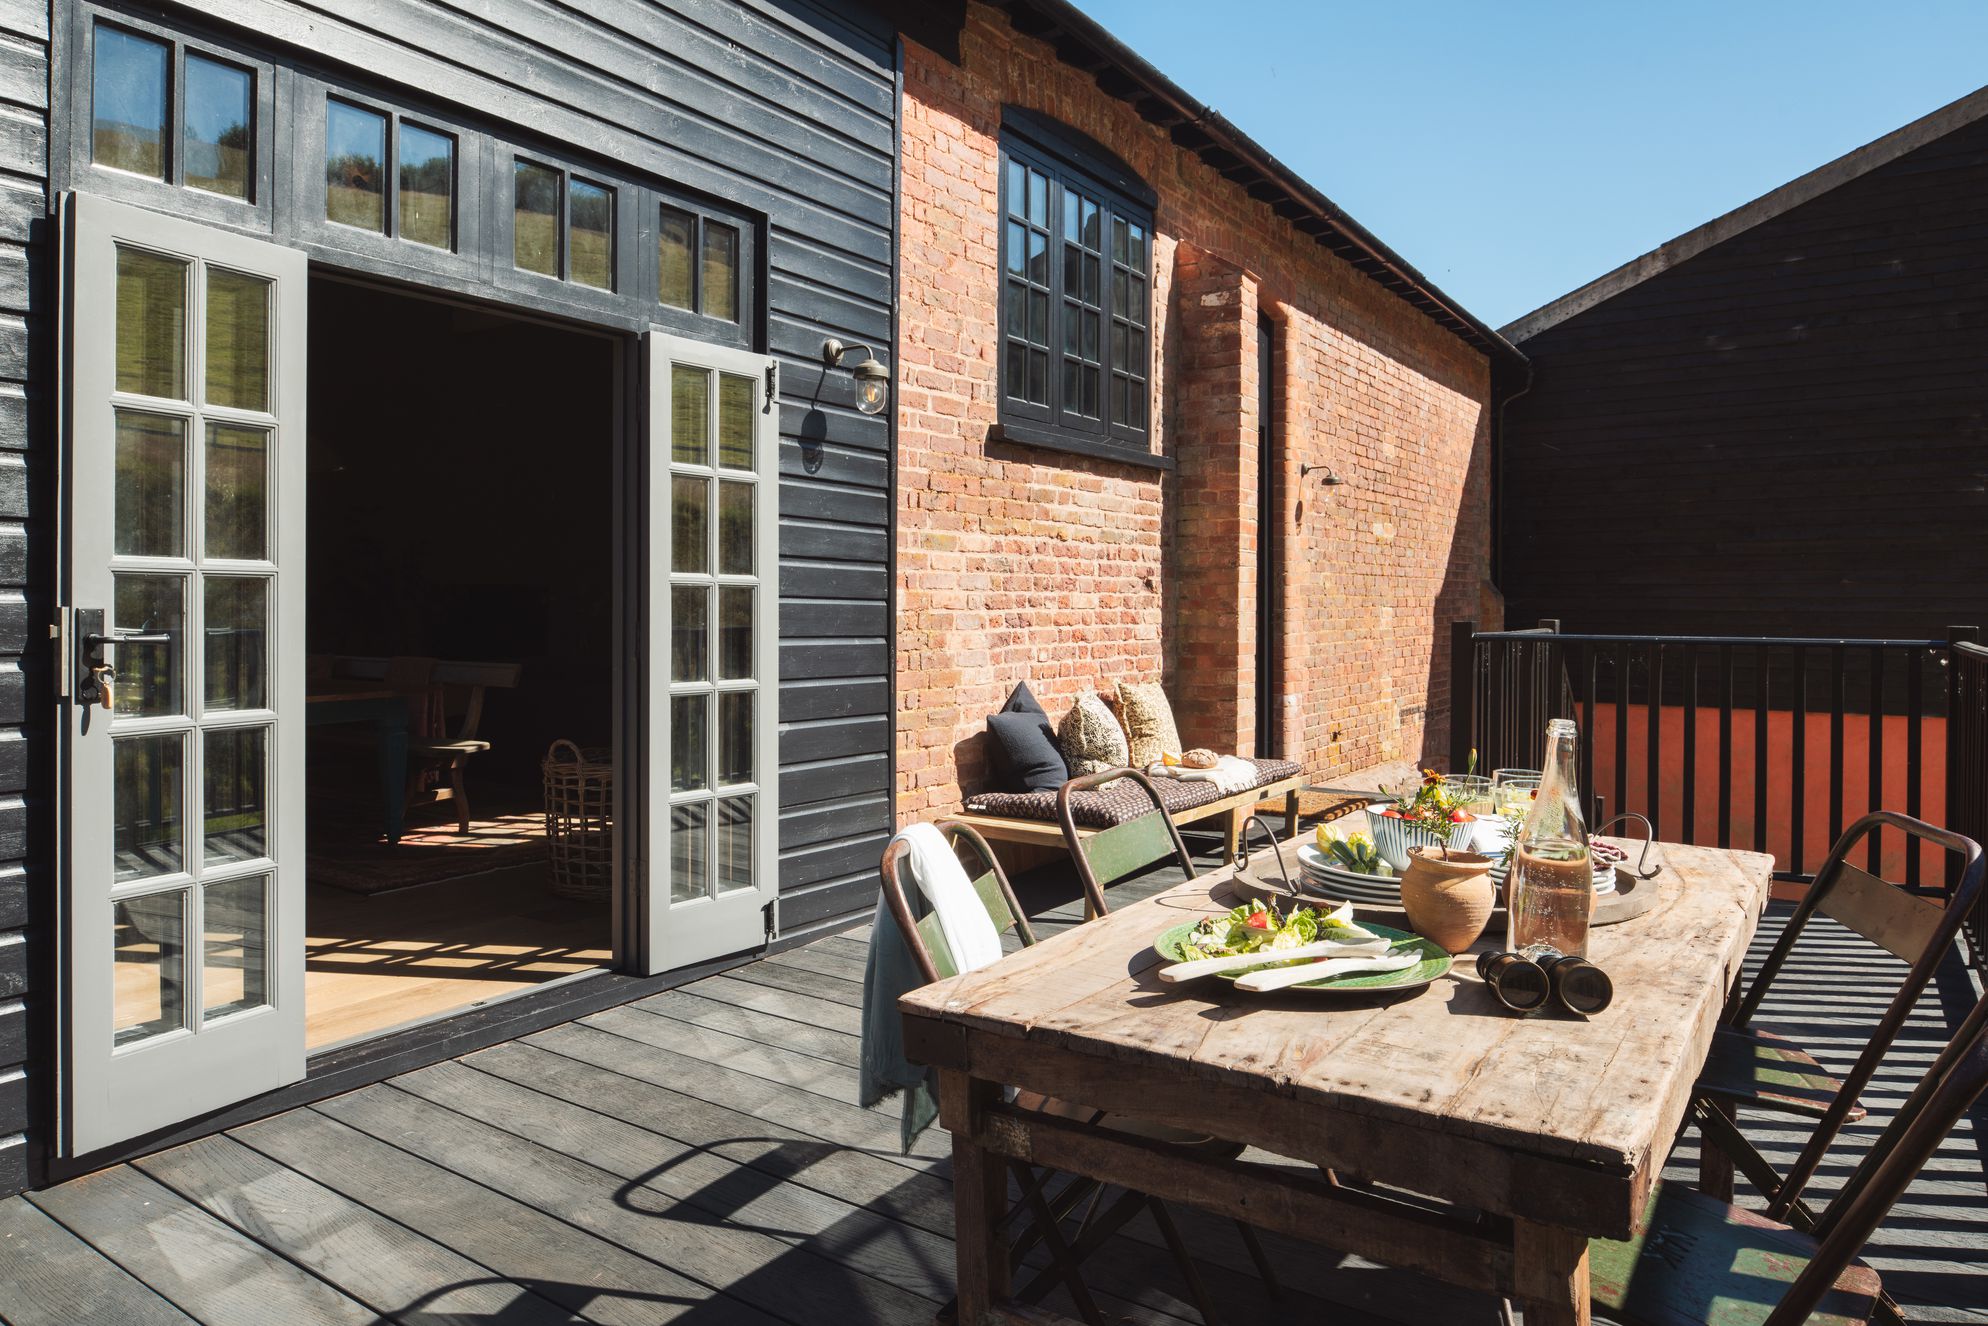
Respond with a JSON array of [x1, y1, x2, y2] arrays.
[[302, 274, 618, 1050]]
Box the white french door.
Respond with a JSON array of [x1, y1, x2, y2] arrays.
[[642, 330, 779, 974], [60, 193, 307, 1153]]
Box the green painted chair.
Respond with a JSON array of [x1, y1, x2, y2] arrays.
[[1055, 767, 1203, 919], [1591, 986, 1988, 1326], [1692, 810, 1984, 1238], [881, 819, 1279, 1324]]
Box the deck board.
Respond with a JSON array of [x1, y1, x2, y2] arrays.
[[0, 844, 1981, 1325]]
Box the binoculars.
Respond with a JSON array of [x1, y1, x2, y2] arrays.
[[1475, 949, 1614, 1015]]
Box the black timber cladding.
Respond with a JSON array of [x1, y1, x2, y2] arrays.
[[4, 0, 900, 1189], [1498, 108, 1988, 642]]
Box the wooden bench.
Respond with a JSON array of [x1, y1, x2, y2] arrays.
[[958, 771, 1304, 863]]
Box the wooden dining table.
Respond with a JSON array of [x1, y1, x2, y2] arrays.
[[899, 838, 1775, 1326]]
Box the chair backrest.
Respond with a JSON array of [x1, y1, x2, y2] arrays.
[[1056, 768, 1198, 917], [879, 821, 1035, 985], [384, 655, 437, 692], [1766, 987, 1988, 1326], [1729, 810, 1985, 1220]]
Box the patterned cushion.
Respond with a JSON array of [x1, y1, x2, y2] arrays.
[[1116, 681, 1181, 769], [966, 758, 1303, 828], [1058, 689, 1128, 777]]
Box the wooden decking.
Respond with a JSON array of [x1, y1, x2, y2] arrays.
[[1, 844, 1983, 1325]]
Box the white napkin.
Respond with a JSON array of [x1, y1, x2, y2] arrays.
[[1146, 755, 1257, 796], [889, 822, 1004, 973]]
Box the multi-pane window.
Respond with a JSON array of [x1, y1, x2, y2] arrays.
[[324, 98, 455, 251], [999, 127, 1153, 453], [512, 158, 616, 291], [91, 24, 255, 202], [658, 204, 741, 323]]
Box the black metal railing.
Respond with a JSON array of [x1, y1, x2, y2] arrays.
[[1452, 622, 1978, 904], [1949, 639, 1988, 965]]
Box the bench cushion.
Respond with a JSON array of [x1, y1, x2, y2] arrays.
[[966, 758, 1303, 828]]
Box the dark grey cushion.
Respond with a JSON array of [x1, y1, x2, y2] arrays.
[[985, 682, 1067, 793]]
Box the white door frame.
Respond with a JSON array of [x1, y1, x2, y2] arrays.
[[640, 329, 780, 975], [59, 191, 307, 1155]]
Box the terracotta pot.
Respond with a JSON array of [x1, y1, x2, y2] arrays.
[[1398, 846, 1497, 955]]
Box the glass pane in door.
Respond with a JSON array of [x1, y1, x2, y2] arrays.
[[717, 482, 753, 575], [671, 694, 707, 793], [114, 732, 184, 882], [670, 585, 707, 682], [671, 478, 707, 573], [201, 875, 267, 1021], [671, 366, 708, 464], [670, 802, 709, 904], [716, 796, 753, 894], [205, 269, 270, 411], [204, 577, 268, 711], [114, 890, 185, 1045], [718, 375, 753, 468], [203, 726, 267, 864], [113, 574, 185, 717], [115, 247, 188, 400], [717, 692, 752, 786], [114, 412, 187, 557], [718, 586, 752, 680], [205, 424, 268, 560]]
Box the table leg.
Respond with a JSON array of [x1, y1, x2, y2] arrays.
[[1283, 786, 1301, 835], [1697, 1097, 1738, 1202], [380, 710, 409, 846], [1513, 1218, 1590, 1326], [942, 1070, 1011, 1324]]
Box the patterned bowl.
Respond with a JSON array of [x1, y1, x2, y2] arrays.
[[1365, 807, 1479, 871]]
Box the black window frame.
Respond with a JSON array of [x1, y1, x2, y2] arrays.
[[56, 3, 765, 348], [64, 9, 279, 232], [995, 110, 1157, 465]]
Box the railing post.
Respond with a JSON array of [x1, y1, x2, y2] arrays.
[[1450, 620, 1477, 771], [1946, 626, 1980, 902]]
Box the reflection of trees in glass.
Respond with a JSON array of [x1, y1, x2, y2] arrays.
[[326, 151, 385, 230], [400, 130, 453, 249], [658, 207, 695, 309], [114, 248, 188, 401], [672, 477, 707, 573], [570, 181, 613, 289], [186, 120, 250, 199], [204, 271, 270, 412], [205, 425, 266, 560], [114, 414, 185, 558], [93, 27, 168, 179], [513, 161, 559, 276], [670, 585, 706, 683]]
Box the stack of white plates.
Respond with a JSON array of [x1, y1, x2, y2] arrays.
[[1296, 843, 1404, 906], [1488, 855, 1617, 896]]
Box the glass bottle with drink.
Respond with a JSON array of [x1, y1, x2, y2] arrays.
[[1507, 718, 1594, 958]]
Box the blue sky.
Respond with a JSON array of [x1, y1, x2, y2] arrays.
[[1069, 1, 1988, 329]]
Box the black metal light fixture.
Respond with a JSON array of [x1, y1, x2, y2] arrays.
[[1299, 463, 1345, 487], [821, 338, 890, 416]]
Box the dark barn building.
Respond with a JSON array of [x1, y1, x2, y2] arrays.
[[1498, 84, 1988, 641]]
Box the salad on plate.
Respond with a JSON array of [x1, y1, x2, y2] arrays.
[[1158, 899, 1422, 988]]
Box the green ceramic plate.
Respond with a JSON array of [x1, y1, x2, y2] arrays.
[[1153, 920, 1452, 995]]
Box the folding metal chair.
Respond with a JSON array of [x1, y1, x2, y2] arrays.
[[882, 819, 1276, 1325], [1596, 985, 1988, 1326], [1692, 810, 1984, 1234]]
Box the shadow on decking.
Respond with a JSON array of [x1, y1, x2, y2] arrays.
[[0, 831, 1982, 1326]]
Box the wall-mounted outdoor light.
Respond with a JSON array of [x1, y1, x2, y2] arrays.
[[821, 338, 889, 416], [1299, 463, 1346, 488]]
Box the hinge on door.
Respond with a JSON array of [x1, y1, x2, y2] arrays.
[[764, 363, 777, 411]]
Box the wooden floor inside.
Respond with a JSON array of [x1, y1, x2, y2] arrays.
[[306, 862, 612, 1050], [6, 830, 1985, 1325]]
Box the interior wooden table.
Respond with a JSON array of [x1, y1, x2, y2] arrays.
[[900, 839, 1774, 1326]]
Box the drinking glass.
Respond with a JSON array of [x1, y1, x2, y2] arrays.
[[1493, 776, 1540, 820], [1445, 774, 1493, 818]]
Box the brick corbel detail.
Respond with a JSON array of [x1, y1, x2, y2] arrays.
[[1167, 246, 1259, 755]]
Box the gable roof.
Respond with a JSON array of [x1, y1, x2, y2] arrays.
[[1502, 81, 1988, 344], [962, 0, 1525, 367]]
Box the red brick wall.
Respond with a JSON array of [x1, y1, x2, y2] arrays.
[[894, 4, 1499, 825]]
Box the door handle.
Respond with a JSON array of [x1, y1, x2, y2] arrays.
[[84, 631, 171, 646]]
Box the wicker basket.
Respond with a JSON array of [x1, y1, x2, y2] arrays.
[[543, 739, 613, 899]]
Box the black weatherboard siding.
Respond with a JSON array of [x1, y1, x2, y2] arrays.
[[1499, 104, 1988, 641], [4, 0, 902, 1192]]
